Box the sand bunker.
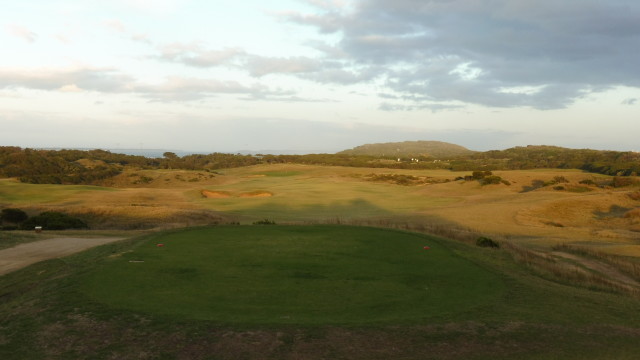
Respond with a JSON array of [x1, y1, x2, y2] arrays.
[[201, 190, 231, 198], [239, 191, 273, 198], [201, 190, 273, 198]]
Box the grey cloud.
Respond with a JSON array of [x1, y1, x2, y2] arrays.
[[283, 0, 640, 109], [246, 56, 321, 77], [379, 102, 463, 112]]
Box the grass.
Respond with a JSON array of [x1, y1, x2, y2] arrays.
[[0, 231, 40, 250], [195, 168, 458, 222], [78, 225, 505, 325], [2, 164, 640, 256], [0, 179, 116, 205], [1, 225, 640, 359]]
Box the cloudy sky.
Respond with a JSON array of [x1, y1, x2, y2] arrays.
[[1, 0, 639, 153]]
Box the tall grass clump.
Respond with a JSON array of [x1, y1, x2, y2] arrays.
[[503, 242, 640, 298], [552, 244, 640, 283]]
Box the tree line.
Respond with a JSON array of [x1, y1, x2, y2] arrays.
[[1, 145, 638, 185]]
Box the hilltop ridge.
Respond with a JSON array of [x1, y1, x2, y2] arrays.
[[337, 140, 475, 158]]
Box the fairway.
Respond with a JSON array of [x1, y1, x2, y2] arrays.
[[80, 225, 505, 325]]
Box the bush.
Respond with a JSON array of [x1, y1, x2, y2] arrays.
[[480, 175, 503, 185], [472, 170, 492, 180], [21, 212, 88, 230], [476, 236, 500, 248], [611, 177, 637, 188], [1, 208, 28, 223], [253, 219, 276, 225], [553, 176, 569, 183]]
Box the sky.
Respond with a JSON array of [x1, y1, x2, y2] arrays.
[[1, 0, 639, 154]]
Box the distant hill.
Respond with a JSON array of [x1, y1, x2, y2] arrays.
[[337, 141, 475, 158]]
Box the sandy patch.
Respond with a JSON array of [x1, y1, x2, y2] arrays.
[[0, 237, 127, 276], [239, 191, 273, 198], [201, 190, 231, 198]]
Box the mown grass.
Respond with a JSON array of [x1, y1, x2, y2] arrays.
[[78, 225, 505, 325], [1, 226, 640, 359], [0, 179, 116, 205], [195, 171, 458, 222]]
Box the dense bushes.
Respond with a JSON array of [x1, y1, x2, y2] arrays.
[[1, 208, 89, 231], [476, 236, 500, 248], [1, 208, 28, 223], [20, 212, 88, 230]]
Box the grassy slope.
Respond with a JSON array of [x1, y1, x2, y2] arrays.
[[1, 226, 639, 359]]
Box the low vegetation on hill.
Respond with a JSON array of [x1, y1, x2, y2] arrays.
[[337, 140, 475, 158], [1, 143, 639, 187]]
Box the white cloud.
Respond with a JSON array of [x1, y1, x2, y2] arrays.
[[0, 67, 133, 92], [156, 42, 246, 67], [58, 84, 84, 93], [5, 24, 37, 43], [103, 19, 126, 33]]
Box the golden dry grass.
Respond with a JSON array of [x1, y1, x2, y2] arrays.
[[3, 164, 639, 256]]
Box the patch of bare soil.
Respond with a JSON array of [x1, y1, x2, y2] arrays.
[[0, 237, 126, 276]]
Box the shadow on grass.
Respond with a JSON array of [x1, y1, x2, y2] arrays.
[[238, 198, 397, 220], [594, 205, 632, 219]]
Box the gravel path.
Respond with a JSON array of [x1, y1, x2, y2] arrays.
[[0, 237, 127, 276]]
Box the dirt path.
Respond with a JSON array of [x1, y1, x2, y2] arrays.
[[0, 237, 127, 276]]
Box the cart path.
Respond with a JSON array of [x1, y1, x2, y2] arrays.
[[0, 237, 127, 276]]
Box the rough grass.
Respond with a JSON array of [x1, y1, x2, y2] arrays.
[[3, 165, 640, 256]]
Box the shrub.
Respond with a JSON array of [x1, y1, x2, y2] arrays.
[[472, 170, 492, 180], [253, 219, 276, 225], [611, 177, 637, 188], [553, 176, 569, 183], [521, 179, 546, 193], [0, 208, 28, 223], [480, 175, 503, 185], [476, 236, 500, 248], [20, 212, 88, 230], [579, 179, 596, 185]]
